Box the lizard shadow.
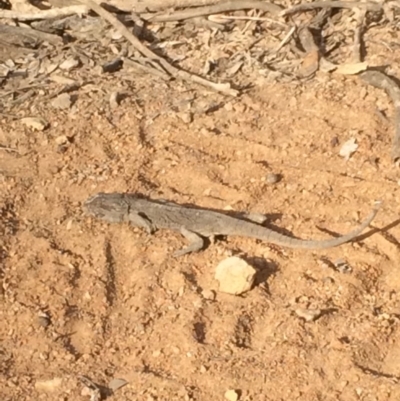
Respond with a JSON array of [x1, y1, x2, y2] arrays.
[[316, 218, 400, 246], [246, 256, 279, 292]]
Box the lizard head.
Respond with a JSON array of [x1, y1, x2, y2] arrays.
[[83, 193, 128, 223]]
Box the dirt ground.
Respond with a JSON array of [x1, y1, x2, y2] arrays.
[[2, 7, 400, 401]]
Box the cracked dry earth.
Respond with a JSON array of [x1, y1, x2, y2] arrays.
[[2, 71, 400, 401]]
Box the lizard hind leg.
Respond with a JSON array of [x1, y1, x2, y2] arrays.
[[174, 227, 205, 257]]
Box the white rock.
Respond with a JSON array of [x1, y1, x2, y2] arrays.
[[339, 138, 358, 160], [215, 257, 256, 295], [295, 308, 322, 322], [55, 135, 68, 145], [224, 389, 239, 401]]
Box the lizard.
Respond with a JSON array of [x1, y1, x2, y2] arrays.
[[83, 192, 382, 257]]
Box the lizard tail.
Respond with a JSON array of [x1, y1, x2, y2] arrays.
[[266, 200, 382, 250]]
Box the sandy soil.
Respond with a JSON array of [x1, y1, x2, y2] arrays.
[[1, 9, 400, 401]]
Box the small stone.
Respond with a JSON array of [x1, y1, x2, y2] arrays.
[[245, 213, 267, 224], [201, 289, 216, 301], [37, 311, 51, 328], [171, 346, 180, 354], [21, 117, 48, 131], [55, 135, 69, 145], [102, 59, 123, 73], [109, 30, 123, 40], [334, 258, 352, 274], [109, 92, 122, 109], [59, 57, 80, 71], [0, 64, 10, 77], [224, 389, 239, 401], [66, 220, 73, 230], [265, 173, 281, 184], [51, 93, 72, 110], [215, 257, 256, 295], [176, 111, 192, 124], [81, 387, 92, 397], [339, 138, 358, 160], [224, 102, 233, 111], [295, 308, 322, 322], [108, 378, 128, 392], [330, 136, 339, 147], [57, 144, 69, 153], [37, 316, 51, 328]]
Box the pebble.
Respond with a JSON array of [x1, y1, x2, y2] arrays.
[[51, 93, 72, 110], [215, 257, 256, 295], [102, 58, 123, 73], [201, 289, 216, 301], [334, 258, 352, 274], [109, 92, 121, 109], [108, 378, 128, 392], [339, 138, 358, 160], [330, 136, 339, 147], [37, 311, 51, 328], [20, 117, 48, 131], [224, 389, 239, 401], [176, 111, 193, 124], [265, 173, 280, 184], [295, 308, 322, 322], [37, 315, 51, 328], [55, 135, 69, 145]]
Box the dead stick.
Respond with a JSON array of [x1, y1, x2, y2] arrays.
[[0, 5, 89, 21], [352, 9, 366, 63], [140, 0, 282, 22], [360, 71, 400, 162], [78, 0, 238, 96], [124, 58, 170, 80], [281, 1, 381, 16], [131, 0, 221, 13]]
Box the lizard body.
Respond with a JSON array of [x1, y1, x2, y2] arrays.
[[83, 193, 381, 256]]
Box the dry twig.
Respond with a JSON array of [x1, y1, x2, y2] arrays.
[[131, 0, 229, 12], [212, 14, 288, 27], [78, 0, 238, 96], [281, 1, 381, 16], [139, 0, 282, 22], [0, 5, 89, 21], [352, 8, 366, 63]]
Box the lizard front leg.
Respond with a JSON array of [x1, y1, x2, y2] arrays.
[[174, 227, 205, 257], [128, 211, 156, 234]]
